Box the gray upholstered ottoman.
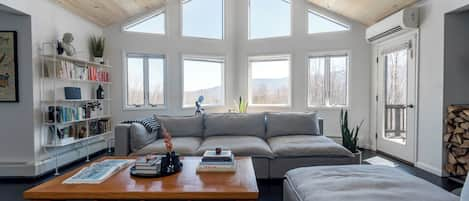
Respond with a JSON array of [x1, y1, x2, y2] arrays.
[[284, 165, 460, 201]]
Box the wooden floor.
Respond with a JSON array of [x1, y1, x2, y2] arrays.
[[0, 149, 462, 201]]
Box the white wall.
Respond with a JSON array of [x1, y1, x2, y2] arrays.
[[414, 0, 469, 176], [0, 0, 103, 176], [105, 0, 371, 145]]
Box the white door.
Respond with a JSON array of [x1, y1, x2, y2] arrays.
[[376, 32, 418, 163]]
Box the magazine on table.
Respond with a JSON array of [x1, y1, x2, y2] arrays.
[[63, 159, 134, 184]]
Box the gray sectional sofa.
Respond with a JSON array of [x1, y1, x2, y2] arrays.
[[115, 112, 359, 179]]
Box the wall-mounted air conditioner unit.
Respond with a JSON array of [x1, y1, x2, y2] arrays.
[[366, 8, 419, 43]]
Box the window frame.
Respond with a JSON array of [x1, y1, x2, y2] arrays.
[[307, 9, 350, 35], [122, 8, 167, 36], [248, 0, 293, 40], [124, 52, 167, 111], [248, 54, 292, 107], [307, 51, 350, 109], [181, 54, 226, 108], [180, 0, 225, 40]]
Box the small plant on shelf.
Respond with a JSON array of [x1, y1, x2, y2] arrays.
[[89, 35, 105, 64], [340, 109, 363, 153]]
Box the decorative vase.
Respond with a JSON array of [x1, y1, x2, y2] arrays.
[[353, 150, 362, 164]]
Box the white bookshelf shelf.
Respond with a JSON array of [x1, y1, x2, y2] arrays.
[[43, 115, 113, 126], [42, 54, 112, 69], [42, 78, 112, 85], [43, 132, 112, 148], [41, 99, 112, 103]]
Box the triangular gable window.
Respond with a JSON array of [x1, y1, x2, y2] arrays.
[[308, 10, 349, 34], [124, 11, 165, 34]]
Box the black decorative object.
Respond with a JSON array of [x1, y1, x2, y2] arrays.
[[64, 87, 81, 100], [130, 152, 182, 178], [96, 84, 104, 99], [56, 40, 64, 55]]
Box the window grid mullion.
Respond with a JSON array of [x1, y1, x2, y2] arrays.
[[325, 56, 331, 106], [143, 57, 150, 107]]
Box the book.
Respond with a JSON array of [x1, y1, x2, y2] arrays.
[[196, 161, 237, 173], [201, 150, 234, 162], [63, 159, 133, 184], [199, 161, 235, 166]]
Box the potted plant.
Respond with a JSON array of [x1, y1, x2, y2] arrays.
[[340, 109, 363, 163], [89, 35, 105, 64]]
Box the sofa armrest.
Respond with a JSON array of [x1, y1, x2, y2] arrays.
[[318, 118, 324, 136], [114, 124, 131, 156]]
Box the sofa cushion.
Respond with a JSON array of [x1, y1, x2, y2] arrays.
[[268, 135, 353, 157], [131, 137, 202, 156], [155, 115, 203, 138], [130, 123, 157, 153], [197, 136, 274, 158], [266, 112, 320, 138], [284, 165, 460, 201], [203, 113, 266, 138]]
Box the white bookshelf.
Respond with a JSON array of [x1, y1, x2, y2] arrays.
[[40, 42, 113, 175]]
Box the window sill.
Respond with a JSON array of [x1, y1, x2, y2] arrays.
[[123, 105, 167, 111], [307, 105, 349, 110]]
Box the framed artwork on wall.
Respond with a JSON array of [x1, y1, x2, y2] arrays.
[[0, 31, 18, 102]]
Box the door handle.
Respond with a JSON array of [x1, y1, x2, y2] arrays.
[[407, 104, 414, 109]]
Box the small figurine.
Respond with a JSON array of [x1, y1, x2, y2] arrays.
[[62, 33, 76, 56], [195, 96, 205, 116]]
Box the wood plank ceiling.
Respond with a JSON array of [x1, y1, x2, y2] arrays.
[[308, 0, 419, 26], [54, 0, 418, 27], [53, 0, 166, 27]]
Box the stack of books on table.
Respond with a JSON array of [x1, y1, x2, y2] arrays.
[[134, 156, 162, 175], [196, 150, 236, 173]]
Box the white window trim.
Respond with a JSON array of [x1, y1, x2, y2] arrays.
[[122, 8, 167, 36], [123, 52, 168, 111], [248, 54, 292, 108], [307, 9, 350, 35], [307, 50, 350, 109], [180, 0, 225, 40], [248, 0, 293, 40], [181, 54, 226, 109]]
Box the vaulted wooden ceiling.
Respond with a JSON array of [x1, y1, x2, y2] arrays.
[[54, 0, 418, 27], [54, 0, 166, 27], [308, 0, 419, 25]]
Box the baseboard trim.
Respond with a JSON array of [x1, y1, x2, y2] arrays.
[[415, 162, 443, 176]]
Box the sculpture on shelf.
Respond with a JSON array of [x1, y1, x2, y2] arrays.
[[195, 95, 205, 116], [161, 127, 182, 174], [62, 33, 76, 56]]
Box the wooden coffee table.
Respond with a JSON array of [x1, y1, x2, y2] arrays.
[[24, 156, 259, 201]]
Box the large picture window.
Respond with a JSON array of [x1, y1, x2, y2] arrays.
[[308, 54, 348, 107], [308, 10, 349, 34], [249, 55, 291, 106], [183, 56, 225, 107], [126, 54, 165, 108], [182, 0, 224, 39], [249, 0, 291, 39]]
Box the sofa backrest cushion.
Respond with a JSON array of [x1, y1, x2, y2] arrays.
[[130, 123, 157, 153], [155, 115, 204, 138], [204, 113, 266, 138], [266, 112, 320, 138]]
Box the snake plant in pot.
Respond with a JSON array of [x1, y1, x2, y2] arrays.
[[89, 35, 105, 64], [340, 109, 363, 160]]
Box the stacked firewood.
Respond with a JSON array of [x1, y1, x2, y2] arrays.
[[445, 105, 469, 177]]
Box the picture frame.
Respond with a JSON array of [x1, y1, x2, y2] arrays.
[[0, 31, 19, 102]]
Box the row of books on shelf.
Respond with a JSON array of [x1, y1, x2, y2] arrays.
[[47, 119, 112, 145], [44, 59, 110, 82], [46, 102, 104, 123], [196, 150, 236, 173]]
